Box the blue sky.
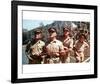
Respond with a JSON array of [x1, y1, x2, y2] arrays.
[[23, 20, 54, 30]]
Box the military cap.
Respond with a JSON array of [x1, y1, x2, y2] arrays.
[[48, 27, 56, 33], [63, 27, 70, 31], [34, 29, 42, 34]]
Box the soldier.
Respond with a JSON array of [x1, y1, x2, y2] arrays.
[[25, 30, 45, 64], [60, 27, 73, 63], [84, 29, 90, 42], [45, 28, 65, 64], [73, 34, 89, 63]]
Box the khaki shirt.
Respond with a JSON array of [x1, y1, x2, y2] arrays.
[[63, 36, 73, 49], [74, 40, 89, 53], [46, 39, 64, 56], [30, 40, 45, 56]]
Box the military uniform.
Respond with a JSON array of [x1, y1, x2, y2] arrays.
[[45, 28, 64, 64], [26, 40, 45, 64], [25, 30, 45, 64], [46, 39, 64, 64], [74, 40, 89, 62], [60, 27, 73, 63], [62, 36, 73, 63]]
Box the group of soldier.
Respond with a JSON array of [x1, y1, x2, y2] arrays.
[[25, 27, 89, 64]]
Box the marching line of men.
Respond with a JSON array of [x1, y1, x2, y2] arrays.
[[25, 27, 89, 64]]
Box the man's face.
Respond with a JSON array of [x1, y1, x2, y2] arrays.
[[79, 36, 85, 42], [63, 30, 69, 36], [35, 33, 42, 40], [49, 31, 57, 38]]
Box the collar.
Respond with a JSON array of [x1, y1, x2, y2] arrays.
[[37, 40, 41, 44], [64, 36, 70, 42], [50, 39, 57, 43]]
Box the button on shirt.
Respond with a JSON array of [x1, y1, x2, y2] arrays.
[[74, 40, 89, 52], [63, 36, 73, 49], [30, 40, 45, 56], [46, 39, 64, 56]]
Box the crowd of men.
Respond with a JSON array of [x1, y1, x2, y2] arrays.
[[25, 27, 89, 64]]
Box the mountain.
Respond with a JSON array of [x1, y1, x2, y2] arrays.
[[23, 21, 89, 44]]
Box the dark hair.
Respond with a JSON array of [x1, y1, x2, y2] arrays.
[[63, 27, 70, 32], [48, 27, 57, 33], [79, 34, 86, 39], [34, 30, 42, 35]]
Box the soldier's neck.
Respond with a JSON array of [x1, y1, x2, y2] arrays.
[[64, 35, 69, 39], [50, 37, 56, 41], [34, 39, 40, 43]]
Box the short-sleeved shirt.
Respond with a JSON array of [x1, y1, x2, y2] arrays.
[[74, 40, 89, 52], [26, 40, 45, 56], [63, 36, 73, 49], [46, 39, 64, 56]]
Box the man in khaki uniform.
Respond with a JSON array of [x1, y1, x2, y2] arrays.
[[45, 28, 65, 64], [73, 34, 89, 63], [25, 30, 45, 64], [60, 27, 73, 63]]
